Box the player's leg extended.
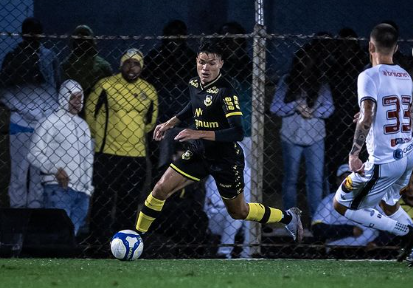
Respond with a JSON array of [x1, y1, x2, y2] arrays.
[[136, 167, 194, 233], [222, 193, 303, 242], [333, 160, 413, 261]]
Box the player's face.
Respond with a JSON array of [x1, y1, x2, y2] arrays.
[[196, 52, 223, 84], [68, 92, 83, 115], [121, 59, 142, 82]]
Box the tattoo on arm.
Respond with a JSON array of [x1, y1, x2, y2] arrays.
[[350, 146, 360, 155], [350, 128, 368, 156], [350, 100, 375, 156]]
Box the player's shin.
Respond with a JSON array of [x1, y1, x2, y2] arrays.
[[135, 192, 165, 233], [245, 203, 291, 224], [345, 208, 410, 236]]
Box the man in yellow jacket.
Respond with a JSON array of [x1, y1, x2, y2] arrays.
[[85, 48, 158, 246]]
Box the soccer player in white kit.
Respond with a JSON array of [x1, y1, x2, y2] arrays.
[[333, 23, 413, 263]]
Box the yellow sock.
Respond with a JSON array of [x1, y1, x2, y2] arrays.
[[245, 203, 283, 223], [136, 192, 165, 233]]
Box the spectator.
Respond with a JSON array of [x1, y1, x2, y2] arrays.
[[62, 25, 113, 118], [27, 80, 93, 235], [270, 47, 335, 218], [85, 48, 158, 245], [218, 22, 252, 83], [0, 17, 60, 208], [141, 20, 196, 174], [204, 22, 253, 258], [326, 28, 368, 188], [311, 164, 379, 246]]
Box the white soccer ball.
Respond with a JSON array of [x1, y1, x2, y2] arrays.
[[110, 230, 144, 261]]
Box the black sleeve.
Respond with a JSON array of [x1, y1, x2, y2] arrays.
[[176, 102, 192, 121], [311, 223, 355, 242], [215, 115, 244, 142]]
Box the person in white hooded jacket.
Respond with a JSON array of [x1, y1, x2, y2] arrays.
[[27, 80, 94, 235]]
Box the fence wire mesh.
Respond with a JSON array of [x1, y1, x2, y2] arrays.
[[1, 4, 413, 261]]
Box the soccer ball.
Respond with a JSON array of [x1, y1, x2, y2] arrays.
[[110, 230, 144, 261]]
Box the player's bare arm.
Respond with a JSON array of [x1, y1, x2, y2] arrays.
[[349, 99, 376, 173], [153, 116, 181, 141], [174, 129, 215, 142]]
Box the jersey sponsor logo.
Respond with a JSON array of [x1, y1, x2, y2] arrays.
[[393, 149, 403, 160], [341, 176, 353, 193], [224, 96, 240, 111], [182, 150, 193, 160], [195, 119, 219, 128], [204, 95, 213, 106], [195, 108, 203, 117], [391, 137, 411, 147], [382, 70, 410, 78], [218, 183, 232, 188], [206, 87, 219, 94], [190, 79, 199, 88]]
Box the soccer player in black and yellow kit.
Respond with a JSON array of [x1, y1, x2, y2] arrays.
[[136, 40, 304, 243]]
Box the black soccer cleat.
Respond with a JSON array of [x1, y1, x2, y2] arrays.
[[397, 226, 413, 262]]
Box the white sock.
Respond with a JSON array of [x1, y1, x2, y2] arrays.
[[345, 208, 409, 236], [388, 206, 413, 226]]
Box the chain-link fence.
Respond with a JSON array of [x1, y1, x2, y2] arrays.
[[1, 1, 413, 260]]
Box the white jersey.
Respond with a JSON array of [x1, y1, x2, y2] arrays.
[[358, 64, 413, 164]]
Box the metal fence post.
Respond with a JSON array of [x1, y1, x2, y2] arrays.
[[248, 0, 266, 256]]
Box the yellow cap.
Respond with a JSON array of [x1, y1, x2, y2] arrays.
[[120, 48, 144, 68]]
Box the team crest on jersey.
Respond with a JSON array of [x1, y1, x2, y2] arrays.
[[190, 79, 199, 88], [204, 95, 213, 106], [182, 150, 193, 160], [206, 87, 219, 94], [341, 176, 353, 193]]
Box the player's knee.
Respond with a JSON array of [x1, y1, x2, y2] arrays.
[[379, 201, 399, 216], [333, 199, 347, 216], [152, 180, 170, 200]]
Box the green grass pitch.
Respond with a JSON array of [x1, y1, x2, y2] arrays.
[[0, 258, 412, 288]]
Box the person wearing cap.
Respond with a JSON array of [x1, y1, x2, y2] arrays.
[[0, 17, 60, 208], [85, 48, 158, 246], [311, 164, 379, 247], [27, 80, 93, 235], [62, 25, 112, 118]]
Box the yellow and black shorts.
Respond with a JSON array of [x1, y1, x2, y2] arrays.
[[170, 148, 245, 199]]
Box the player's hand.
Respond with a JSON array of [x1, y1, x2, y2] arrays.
[[56, 168, 69, 189], [174, 129, 200, 142], [153, 122, 171, 141], [300, 109, 313, 119], [353, 112, 360, 123], [297, 102, 313, 119], [349, 155, 365, 175]]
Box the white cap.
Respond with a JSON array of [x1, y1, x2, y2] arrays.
[[336, 164, 351, 177]]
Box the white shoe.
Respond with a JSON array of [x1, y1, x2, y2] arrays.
[[285, 207, 304, 243]]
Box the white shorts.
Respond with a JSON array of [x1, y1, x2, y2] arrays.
[[335, 152, 413, 209]]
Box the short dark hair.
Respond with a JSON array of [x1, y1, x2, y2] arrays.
[[21, 17, 43, 35], [370, 23, 398, 53], [198, 39, 224, 58]]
